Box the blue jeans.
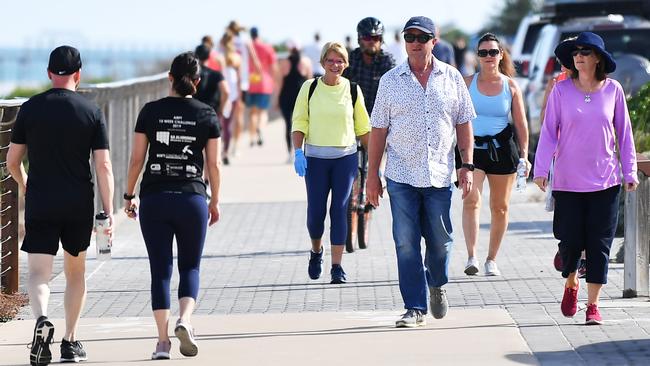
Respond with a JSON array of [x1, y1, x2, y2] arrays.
[[386, 178, 453, 312]]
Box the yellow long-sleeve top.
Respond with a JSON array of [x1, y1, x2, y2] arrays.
[[291, 78, 370, 147]]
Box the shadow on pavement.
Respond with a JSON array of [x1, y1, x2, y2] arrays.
[[507, 338, 650, 366]]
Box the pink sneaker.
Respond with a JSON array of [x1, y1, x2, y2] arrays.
[[585, 304, 603, 325], [561, 284, 579, 317]]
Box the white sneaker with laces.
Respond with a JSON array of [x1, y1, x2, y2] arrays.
[[484, 260, 501, 276], [464, 257, 479, 275]]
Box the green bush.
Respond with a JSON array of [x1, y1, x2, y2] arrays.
[[628, 82, 650, 154], [3, 85, 48, 99]]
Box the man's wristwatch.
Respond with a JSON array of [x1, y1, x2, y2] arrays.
[[123, 193, 136, 200], [461, 163, 475, 171]]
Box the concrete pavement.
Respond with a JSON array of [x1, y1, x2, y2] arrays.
[[1, 118, 650, 365]]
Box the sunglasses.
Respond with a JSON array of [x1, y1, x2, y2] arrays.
[[571, 47, 594, 57], [361, 35, 382, 42], [477, 48, 500, 57], [403, 33, 434, 44]]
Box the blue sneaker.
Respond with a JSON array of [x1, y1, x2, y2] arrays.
[[330, 264, 347, 284], [308, 250, 323, 279]]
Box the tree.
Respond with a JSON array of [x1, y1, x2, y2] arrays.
[[481, 0, 542, 36]]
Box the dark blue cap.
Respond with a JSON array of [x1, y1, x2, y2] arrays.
[[402, 16, 435, 35]]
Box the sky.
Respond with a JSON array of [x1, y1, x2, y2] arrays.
[[1, 0, 506, 50]]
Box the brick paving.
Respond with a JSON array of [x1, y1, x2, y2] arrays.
[[11, 120, 650, 365]]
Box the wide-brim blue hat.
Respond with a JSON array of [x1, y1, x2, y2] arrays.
[[554, 32, 616, 73]]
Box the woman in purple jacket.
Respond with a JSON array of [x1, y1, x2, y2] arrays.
[[533, 32, 638, 325]]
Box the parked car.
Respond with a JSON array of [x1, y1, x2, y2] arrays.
[[524, 1, 650, 162], [511, 14, 549, 92]]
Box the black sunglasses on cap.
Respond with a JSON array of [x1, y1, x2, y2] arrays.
[[477, 48, 500, 57], [571, 47, 594, 57], [404, 33, 434, 44]]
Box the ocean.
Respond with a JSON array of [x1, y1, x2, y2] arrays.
[[0, 47, 183, 97]]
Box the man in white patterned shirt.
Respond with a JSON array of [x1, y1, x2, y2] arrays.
[[366, 16, 476, 328]]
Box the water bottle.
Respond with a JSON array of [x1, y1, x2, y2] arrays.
[[95, 211, 111, 261], [516, 158, 527, 193]]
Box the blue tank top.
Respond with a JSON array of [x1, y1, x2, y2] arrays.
[[469, 74, 512, 149]]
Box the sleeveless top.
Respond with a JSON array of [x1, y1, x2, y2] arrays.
[[469, 73, 512, 149], [279, 52, 306, 110]]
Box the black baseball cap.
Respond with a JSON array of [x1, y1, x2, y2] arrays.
[[48, 45, 82, 75], [402, 16, 435, 35]]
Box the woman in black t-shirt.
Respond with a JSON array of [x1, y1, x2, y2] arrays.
[[124, 52, 220, 360]]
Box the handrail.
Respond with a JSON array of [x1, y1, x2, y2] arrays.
[[0, 72, 168, 294]]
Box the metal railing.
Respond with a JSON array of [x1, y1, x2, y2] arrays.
[[0, 73, 167, 293], [0, 99, 24, 294], [78, 73, 168, 213], [623, 154, 650, 297]]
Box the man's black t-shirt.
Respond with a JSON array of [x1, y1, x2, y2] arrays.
[[11, 88, 110, 219], [135, 97, 220, 197], [194, 67, 225, 114]]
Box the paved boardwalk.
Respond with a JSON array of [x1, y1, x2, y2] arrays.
[[2, 120, 650, 365]]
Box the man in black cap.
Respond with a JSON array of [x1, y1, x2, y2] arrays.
[[7, 45, 114, 365], [367, 16, 476, 328]]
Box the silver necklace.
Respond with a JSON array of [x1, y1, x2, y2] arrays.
[[580, 80, 598, 103]]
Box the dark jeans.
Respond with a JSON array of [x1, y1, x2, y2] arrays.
[[386, 178, 453, 312], [553, 185, 620, 284]]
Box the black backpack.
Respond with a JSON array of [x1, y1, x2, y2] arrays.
[[307, 77, 358, 116]]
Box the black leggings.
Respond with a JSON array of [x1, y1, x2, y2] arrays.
[[281, 105, 293, 152], [139, 192, 208, 310]]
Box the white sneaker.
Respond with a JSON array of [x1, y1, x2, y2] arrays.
[[484, 260, 501, 276], [464, 257, 479, 275], [174, 320, 198, 357]]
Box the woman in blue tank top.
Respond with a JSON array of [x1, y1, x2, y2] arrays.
[[459, 33, 530, 277]]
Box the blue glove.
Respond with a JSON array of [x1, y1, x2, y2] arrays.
[[294, 148, 307, 177]]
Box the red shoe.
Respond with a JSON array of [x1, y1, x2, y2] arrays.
[[561, 284, 579, 317], [585, 304, 603, 325]]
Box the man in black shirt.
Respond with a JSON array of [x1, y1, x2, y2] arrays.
[[7, 45, 114, 365]]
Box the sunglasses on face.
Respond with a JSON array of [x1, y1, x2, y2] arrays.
[[403, 33, 434, 44], [361, 35, 382, 42], [477, 48, 500, 57], [571, 47, 593, 57]]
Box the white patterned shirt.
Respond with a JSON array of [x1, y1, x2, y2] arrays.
[[371, 59, 476, 188]]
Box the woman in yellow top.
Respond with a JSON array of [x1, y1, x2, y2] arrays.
[[292, 41, 370, 284]]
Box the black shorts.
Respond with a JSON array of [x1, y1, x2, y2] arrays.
[[455, 138, 519, 175], [21, 216, 93, 256], [241, 91, 248, 103]]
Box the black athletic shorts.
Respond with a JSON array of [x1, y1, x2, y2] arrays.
[[21, 216, 93, 256], [241, 91, 248, 103]]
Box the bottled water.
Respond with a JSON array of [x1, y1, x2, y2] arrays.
[[95, 211, 111, 261], [516, 158, 527, 193]]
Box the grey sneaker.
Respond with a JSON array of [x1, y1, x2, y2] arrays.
[[430, 287, 449, 319], [484, 260, 501, 276], [395, 309, 426, 328]]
